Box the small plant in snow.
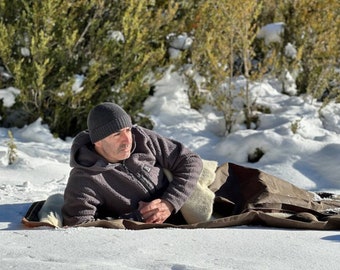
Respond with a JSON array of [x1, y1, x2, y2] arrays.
[[248, 147, 264, 163], [291, 119, 301, 134], [7, 130, 18, 165]]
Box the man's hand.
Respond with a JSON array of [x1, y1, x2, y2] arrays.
[[138, 199, 174, 224]]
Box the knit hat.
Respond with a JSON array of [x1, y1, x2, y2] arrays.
[[87, 102, 132, 143]]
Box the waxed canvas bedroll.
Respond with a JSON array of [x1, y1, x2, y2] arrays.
[[22, 162, 340, 230]]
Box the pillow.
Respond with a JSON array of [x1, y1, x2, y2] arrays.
[[164, 159, 218, 224]]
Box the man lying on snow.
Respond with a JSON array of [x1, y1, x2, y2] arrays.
[[62, 102, 204, 226], [44, 102, 340, 230]]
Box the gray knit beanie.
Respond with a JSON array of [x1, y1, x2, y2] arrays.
[[87, 102, 132, 143]]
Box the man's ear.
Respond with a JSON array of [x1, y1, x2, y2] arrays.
[[94, 140, 102, 148]]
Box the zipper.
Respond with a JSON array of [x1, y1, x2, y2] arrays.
[[121, 161, 155, 195]]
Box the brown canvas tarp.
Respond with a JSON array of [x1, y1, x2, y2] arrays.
[[211, 162, 340, 215], [22, 162, 340, 230]]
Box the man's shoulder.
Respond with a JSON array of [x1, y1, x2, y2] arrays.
[[132, 125, 155, 137]]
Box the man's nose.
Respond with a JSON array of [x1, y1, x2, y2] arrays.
[[120, 130, 130, 142]]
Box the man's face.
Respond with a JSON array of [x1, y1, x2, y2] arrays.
[[94, 127, 133, 163]]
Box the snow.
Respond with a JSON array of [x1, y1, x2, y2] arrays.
[[1, 69, 340, 269], [1, 23, 340, 269], [108, 30, 125, 43], [257, 22, 285, 45], [166, 33, 193, 58], [0, 87, 20, 108], [1, 227, 339, 270], [72, 74, 85, 94], [285, 42, 297, 59], [20, 47, 30, 57]]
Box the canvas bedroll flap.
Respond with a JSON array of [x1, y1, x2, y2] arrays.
[[211, 162, 340, 215]]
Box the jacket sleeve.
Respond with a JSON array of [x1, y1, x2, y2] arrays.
[[142, 128, 203, 212], [62, 170, 102, 226]]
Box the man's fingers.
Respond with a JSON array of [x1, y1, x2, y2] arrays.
[[139, 200, 161, 212], [138, 199, 172, 224], [142, 208, 159, 221]]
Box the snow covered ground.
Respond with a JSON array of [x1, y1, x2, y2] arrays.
[[1, 69, 340, 269]]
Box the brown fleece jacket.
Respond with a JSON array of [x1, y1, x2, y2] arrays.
[[62, 126, 203, 226]]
